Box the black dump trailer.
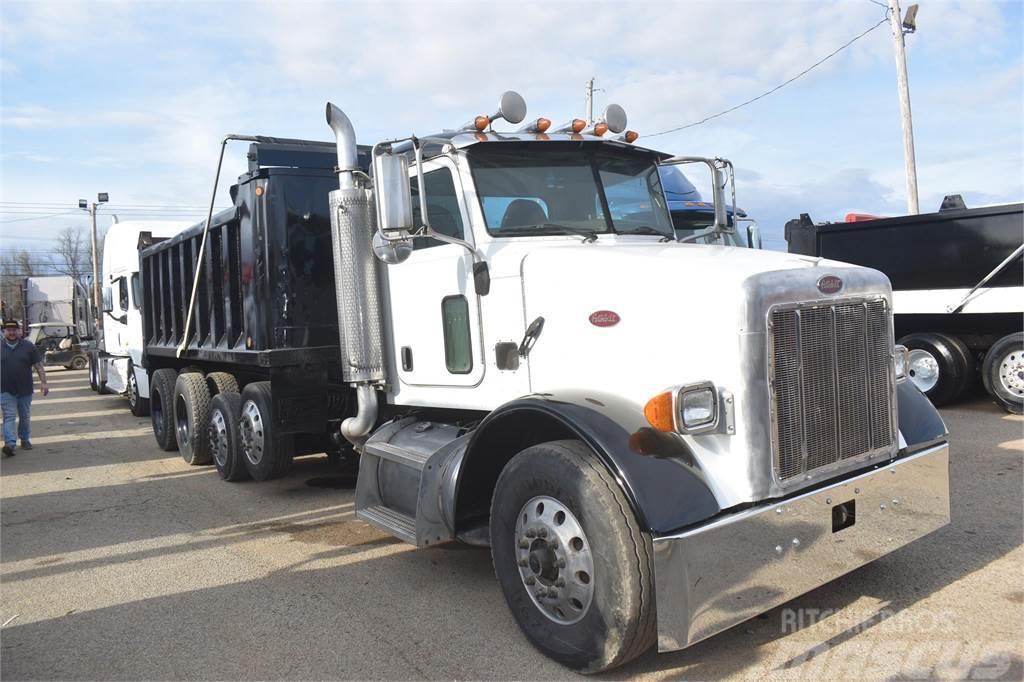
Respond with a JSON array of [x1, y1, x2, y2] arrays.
[[140, 140, 371, 477], [786, 197, 1023, 413]]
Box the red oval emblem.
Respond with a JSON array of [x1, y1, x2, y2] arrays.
[[817, 275, 843, 295], [589, 310, 620, 327]]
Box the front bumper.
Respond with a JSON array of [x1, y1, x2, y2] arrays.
[[653, 442, 950, 651]]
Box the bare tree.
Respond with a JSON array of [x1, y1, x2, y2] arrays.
[[50, 226, 91, 287], [0, 249, 37, 322]]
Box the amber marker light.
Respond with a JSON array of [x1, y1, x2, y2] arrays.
[[624, 130, 639, 143], [593, 122, 609, 136], [474, 115, 489, 131], [254, 186, 264, 196], [571, 118, 587, 133], [643, 391, 676, 432], [536, 117, 551, 133]]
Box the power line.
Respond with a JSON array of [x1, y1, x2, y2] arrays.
[[0, 212, 80, 224], [646, 16, 890, 139]]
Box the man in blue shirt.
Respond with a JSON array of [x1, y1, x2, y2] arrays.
[[1, 320, 49, 457]]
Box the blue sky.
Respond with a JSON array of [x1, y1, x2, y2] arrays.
[[1, 0, 1021, 254]]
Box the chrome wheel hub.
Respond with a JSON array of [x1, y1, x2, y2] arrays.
[[998, 349, 1024, 396], [514, 496, 594, 625], [240, 400, 265, 466], [907, 348, 940, 393], [209, 410, 229, 468]]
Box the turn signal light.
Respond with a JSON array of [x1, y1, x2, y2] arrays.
[[643, 391, 675, 432]]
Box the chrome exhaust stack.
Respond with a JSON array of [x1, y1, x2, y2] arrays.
[[326, 102, 385, 445]]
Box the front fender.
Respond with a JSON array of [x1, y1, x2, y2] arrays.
[[456, 390, 722, 536]]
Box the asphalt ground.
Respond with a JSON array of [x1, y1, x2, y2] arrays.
[[1, 368, 1021, 680]]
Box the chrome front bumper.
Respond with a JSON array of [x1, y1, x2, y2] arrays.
[[653, 442, 950, 652]]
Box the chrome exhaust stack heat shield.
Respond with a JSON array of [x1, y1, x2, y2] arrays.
[[326, 102, 384, 441]]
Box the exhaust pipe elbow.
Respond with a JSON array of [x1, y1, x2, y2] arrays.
[[341, 385, 377, 445], [326, 102, 359, 189]]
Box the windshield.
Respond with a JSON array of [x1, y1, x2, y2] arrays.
[[468, 143, 673, 238]]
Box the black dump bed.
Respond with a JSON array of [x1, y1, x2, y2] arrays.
[[785, 200, 1023, 291], [140, 140, 370, 366]]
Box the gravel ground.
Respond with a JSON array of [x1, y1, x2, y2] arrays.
[[1, 368, 1021, 680]]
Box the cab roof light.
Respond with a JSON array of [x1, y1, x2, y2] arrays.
[[643, 391, 676, 433], [516, 117, 552, 134], [622, 130, 639, 143], [552, 118, 587, 134]]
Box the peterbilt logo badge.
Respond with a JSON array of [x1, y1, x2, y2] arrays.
[[589, 310, 620, 327], [817, 275, 843, 294]]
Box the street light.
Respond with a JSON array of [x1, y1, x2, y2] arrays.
[[80, 192, 109, 333]]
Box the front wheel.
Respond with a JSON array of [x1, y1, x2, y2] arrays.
[[127, 362, 150, 417], [490, 440, 655, 673], [70, 355, 88, 370]]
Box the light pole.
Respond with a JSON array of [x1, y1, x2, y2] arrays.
[[79, 192, 108, 333], [888, 0, 920, 214]]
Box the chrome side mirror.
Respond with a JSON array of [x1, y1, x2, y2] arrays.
[[372, 149, 414, 238], [746, 222, 762, 249], [710, 167, 730, 233], [372, 232, 412, 264]]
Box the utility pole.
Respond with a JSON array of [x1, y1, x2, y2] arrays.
[[80, 192, 108, 333], [585, 77, 595, 125], [888, 0, 920, 214]]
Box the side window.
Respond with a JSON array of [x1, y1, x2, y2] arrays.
[[130, 273, 142, 310], [117, 277, 129, 312], [410, 167, 465, 250], [441, 295, 472, 374]]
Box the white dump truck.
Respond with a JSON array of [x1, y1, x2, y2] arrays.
[[143, 93, 950, 673]]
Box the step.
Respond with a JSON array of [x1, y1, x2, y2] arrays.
[[357, 505, 416, 545], [363, 440, 430, 471]]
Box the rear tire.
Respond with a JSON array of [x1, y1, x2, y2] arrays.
[[150, 368, 179, 451], [898, 332, 972, 406], [209, 392, 249, 481], [206, 371, 239, 397], [174, 372, 213, 465], [128, 362, 150, 417], [982, 332, 1024, 415], [239, 381, 292, 481], [490, 440, 655, 673], [70, 355, 87, 370]]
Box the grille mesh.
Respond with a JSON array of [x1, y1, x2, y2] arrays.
[[770, 299, 894, 481]]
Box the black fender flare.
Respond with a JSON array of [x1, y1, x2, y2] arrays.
[[453, 390, 721, 536], [896, 379, 948, 454]]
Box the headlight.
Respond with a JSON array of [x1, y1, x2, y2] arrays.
[[677, 382, 718, 434], [643, 381, 723, 436], [894, 344, 909, 381]]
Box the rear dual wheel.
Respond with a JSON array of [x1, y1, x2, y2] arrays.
[[150, 368, 179, 451], [982, 332, 1024, 415], [899, 332, 975, 406], [174, 372, 213, 465], [209, 392, 249, 481], [239, 381, 292, 481]]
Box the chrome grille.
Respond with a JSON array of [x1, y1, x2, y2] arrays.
[[769, 298, 894, 482]]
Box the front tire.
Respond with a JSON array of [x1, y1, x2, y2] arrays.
[[209, 392, 249, 481], [982, 332, 1024, 415], [127, 362, 150, 417], [239, 381, 292, 481], [150, 369, 179, 451], [174, 372, 213, 465], [490, 440, 655, 673], [70, 355, 88, 370]]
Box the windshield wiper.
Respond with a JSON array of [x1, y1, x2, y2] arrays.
[[616, 225, 675, 242], [499, 223, 600, 242]]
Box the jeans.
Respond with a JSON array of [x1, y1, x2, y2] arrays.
[[1, 392, 32, 445]]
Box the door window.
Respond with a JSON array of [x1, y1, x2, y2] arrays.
[[130, 273, 142, 310], [117, 277, 129, 312], [441, 295, 472, 374], [411, 168, 465, 250]]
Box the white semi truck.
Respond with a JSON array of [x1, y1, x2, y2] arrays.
[[140, 93, 950, 673], [89, 220, 191, 415]]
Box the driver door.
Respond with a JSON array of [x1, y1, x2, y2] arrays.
[[385, 158, 484, 390]]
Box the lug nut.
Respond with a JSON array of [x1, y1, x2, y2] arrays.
[[548, 588, 559, 597], [525, 529, 536, 538], [525, 576, 536, 585], [519, 540, 530, 549], [519, 558, 528, 567], [555, 578, 565, 587], [557, 558, 566, 569], [548, 539, 558, 549], [538, 528, 548, 539]]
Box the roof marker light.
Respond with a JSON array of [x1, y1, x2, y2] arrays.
[[516, 117, 552, 134]]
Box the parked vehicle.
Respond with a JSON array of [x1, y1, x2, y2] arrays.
[[786, 196, 1023, 413], [26, 323, 91, 369], [141, 93, 949, 673], [23, 275, 92, 338], [89, 221, 191, 414]]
